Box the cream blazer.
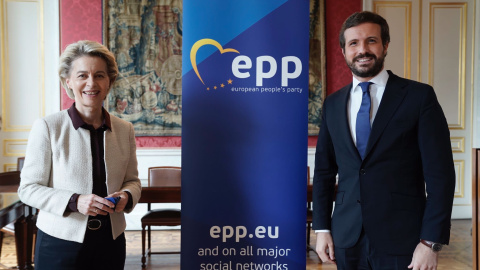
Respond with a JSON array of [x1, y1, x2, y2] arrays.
[[18, 110, 142, 243]]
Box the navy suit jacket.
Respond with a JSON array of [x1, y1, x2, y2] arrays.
[[312, 71, 455, 255]]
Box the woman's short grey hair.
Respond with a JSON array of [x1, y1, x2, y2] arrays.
[[59, 40, 119, 99]]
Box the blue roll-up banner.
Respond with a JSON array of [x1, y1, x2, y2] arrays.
[[182, 1, 309, 269]]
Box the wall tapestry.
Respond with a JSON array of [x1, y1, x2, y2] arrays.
[[103, 0, 182, 136], [308, 0, 326, 136], [103, 0, 324, 136]]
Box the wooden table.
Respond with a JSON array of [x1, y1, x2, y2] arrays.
[[0, 185, 35, 270], [139, 185, 311, 205]]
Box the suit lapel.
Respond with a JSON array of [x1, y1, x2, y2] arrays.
[[364, 72, 408, 158]]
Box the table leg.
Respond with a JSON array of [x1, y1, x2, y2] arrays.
[[13, 216, 27, 270], [25, 207, 35, 269]]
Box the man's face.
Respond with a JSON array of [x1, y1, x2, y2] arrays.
[[342, 22, 388, 81]]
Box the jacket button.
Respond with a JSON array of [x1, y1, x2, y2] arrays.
[[357, 200, 361, 204], [360, 169, 366, 175]]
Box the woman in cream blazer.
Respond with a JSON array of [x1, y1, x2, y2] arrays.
[[18, 40, 141, 270]]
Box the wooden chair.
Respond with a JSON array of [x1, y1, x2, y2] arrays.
[[15, 156, 37, 265], [17, 157, 25, 172], [0, 171, 21, 263], [141, 166, 181, 268]]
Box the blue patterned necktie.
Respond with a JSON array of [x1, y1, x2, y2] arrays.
[[356, 82, 373, 159]]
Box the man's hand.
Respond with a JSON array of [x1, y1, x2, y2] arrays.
[[408, 242, 438, 270], [316, 232, 336, 264]]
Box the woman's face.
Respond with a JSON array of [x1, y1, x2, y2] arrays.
[[66, 55, 111, 113]]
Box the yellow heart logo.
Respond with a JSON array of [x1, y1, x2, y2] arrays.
[[190, 39, 240, 85]]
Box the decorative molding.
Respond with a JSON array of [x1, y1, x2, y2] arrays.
[[451, 137, 465, 153], [3, 139, 27, 156], [373, 1, 412, 78], [1, 0, 45, 132], [137, 148, 182, 157], [454, 160, 464, 198], [428, 2, 467, 130], [3, 164, 16, 172]]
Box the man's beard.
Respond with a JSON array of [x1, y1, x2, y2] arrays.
[[346, 51, 386, 78]]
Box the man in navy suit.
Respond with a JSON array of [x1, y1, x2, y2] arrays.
[[312, 11, 455, 270]]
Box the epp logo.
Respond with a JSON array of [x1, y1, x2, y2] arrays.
[[190, 39, 302, 88]]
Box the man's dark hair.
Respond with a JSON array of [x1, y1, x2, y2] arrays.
[[339, 11, 390, 50]]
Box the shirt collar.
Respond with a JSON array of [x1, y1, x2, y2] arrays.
[[351, 69, 389, 93], [67, 103, 112, 131]]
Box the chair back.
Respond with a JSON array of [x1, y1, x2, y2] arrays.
[[17, 157, 25, 172], [148, 166, 181, 187], [0, 171, 21, 186]]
